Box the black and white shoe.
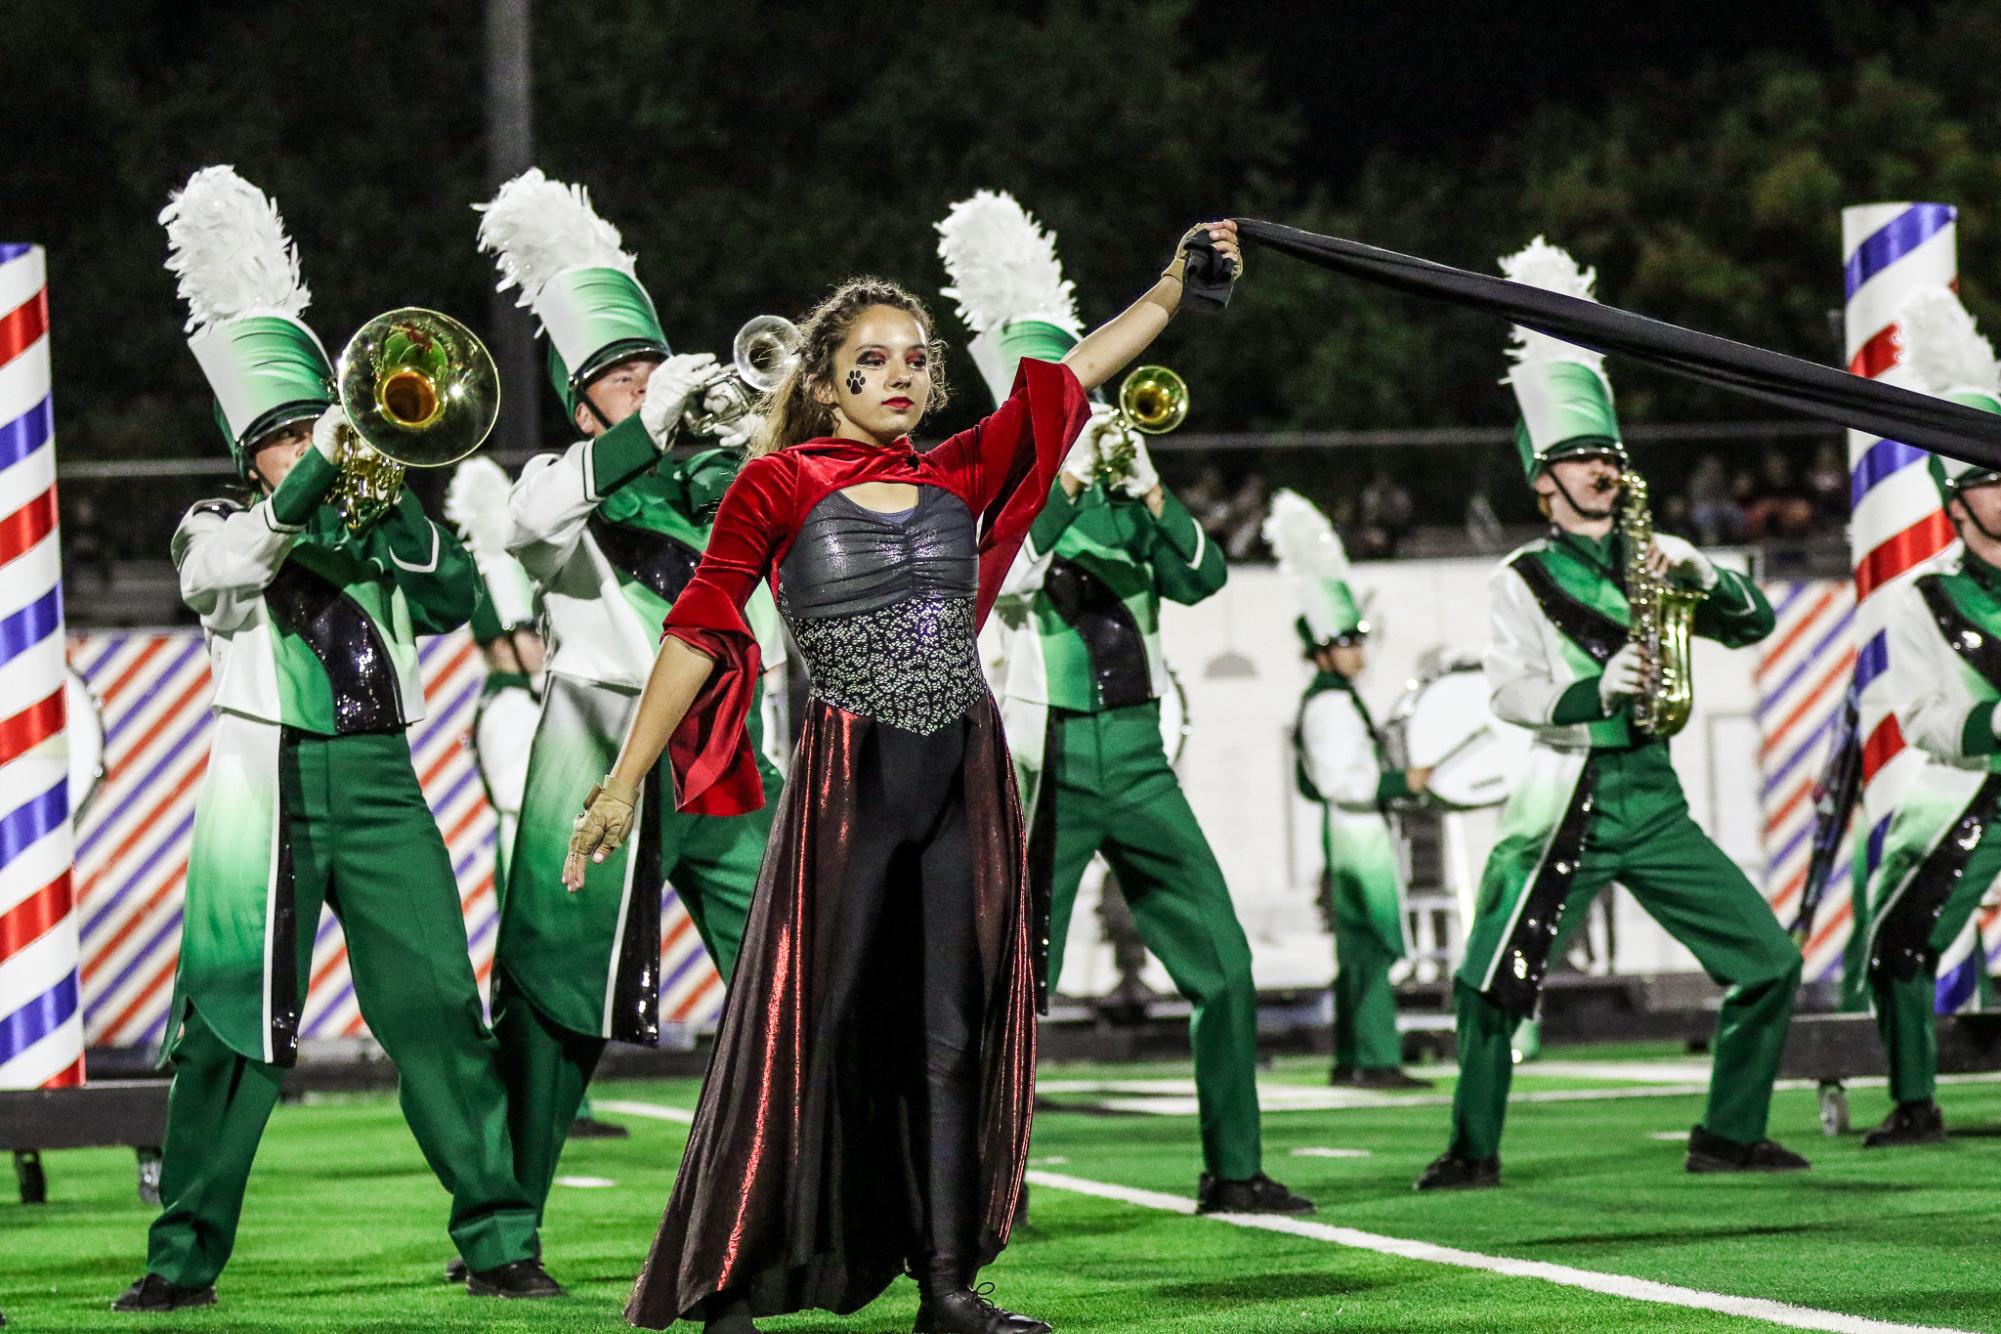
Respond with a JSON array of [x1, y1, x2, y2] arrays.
[[443, 1255, 467, 1283], [466, 1257, 565, 1298], [568, 1115, 631, 1140], [111, 1274, 216, 1313], [1862, 1100, 1946, 1148], [1413, 1152, 1500, 1191], [1196, 1171, 1315, 1214], [913, 1283, 1052, 1334], [1684, 1124, 1811, 1174]]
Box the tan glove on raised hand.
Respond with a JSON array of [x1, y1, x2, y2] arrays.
[[563, 775, 640, 891]]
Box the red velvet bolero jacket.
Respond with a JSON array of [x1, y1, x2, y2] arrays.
[[662, 357, 1089, 815]]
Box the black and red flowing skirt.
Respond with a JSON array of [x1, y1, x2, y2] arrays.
[[625, 695, 1039, 1327]]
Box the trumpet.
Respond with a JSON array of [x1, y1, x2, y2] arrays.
[[680, 314, 801, 441], [330, 308, 500, 531], [1094, 364, 1189, 485]]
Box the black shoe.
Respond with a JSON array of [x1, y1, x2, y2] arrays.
[[466, 1257, 565, 1298], [443, 1256, 467, 1283], [112, 1274, 216, 1313], [1414, 1152, 1500, 1191], [1684, 1124, 1811, 1174], [1862, 1100, 1947, 1148], [913, 1283, 1052, 1334], [703, 1293, 761, 1333], [1328, 1065, 1359, 1086], [568, 1115, 630, 1140], [1196, 1171, 1315, 1215], [1353, 1067, 1435, 1090]]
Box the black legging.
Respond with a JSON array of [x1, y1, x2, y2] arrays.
[[841, 713, 982, 1286], [707, 712, 983, 1331]]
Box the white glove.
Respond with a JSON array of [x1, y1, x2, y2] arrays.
[[638, 352, 719, 444], [1063, 407, 1116, 482], [1652, 534, 1718, 590], [311, 406, 350, 462], [1599, 642, 1646, 712], [713, 409, 762, 454], [1120, 432, 1160, 499]]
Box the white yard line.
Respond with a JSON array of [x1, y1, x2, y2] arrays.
[[1043, 1071, 2001, 1117], [1024, 1170, 1975, 1334], [591, 1098, 695, 1124]]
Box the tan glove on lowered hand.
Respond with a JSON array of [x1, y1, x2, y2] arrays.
[[562, 775, 640, 890]]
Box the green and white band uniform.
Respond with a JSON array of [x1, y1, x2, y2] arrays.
[[941, 191, 1273, 1188], [476, 169, 784, 1226], [1268, 490, 1412, 1078], [146, 167, 538, 1292], [1859, 286, 2001, 1130], [448, 458, 543, 890], [1443, 239, 1801, 1172]]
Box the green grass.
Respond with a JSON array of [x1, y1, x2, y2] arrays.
[[7, 1047, 2001, 1332]]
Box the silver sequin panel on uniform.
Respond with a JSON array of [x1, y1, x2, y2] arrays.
[[788, 597, 987, 735]]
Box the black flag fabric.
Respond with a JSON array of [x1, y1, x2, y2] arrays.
[[1237, 218, 2001, 471]]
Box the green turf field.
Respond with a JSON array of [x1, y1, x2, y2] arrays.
[[7, 1045, 2000, 1333]]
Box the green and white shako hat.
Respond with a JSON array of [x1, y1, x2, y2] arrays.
[[445, 456, 537, 644], [936, 190, 1085, 408], [1499, 237, 1625, 482], [160, 166, 336, 479], [1892, 284, 2001, 498], [1263, 488, 1370, 653], [475, 168, 670, 417]]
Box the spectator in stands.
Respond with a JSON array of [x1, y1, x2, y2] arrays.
[[1806, 441, 1848, 527], [1741, 446, 1815, 538], [1686, 454, 1744, 546], [1357, 467, 1414, 557], [1217, 471, 1272, 559]]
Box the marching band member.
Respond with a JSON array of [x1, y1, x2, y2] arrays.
[[471, 170, 786, 1248], [942, 192, 1312, 1218], [1856, 286, 2001, 1148], [119, 168, 550, 1312], [568, 219, 1244, 1334], [1266, 489, 1432, 1090], [1416, 239, 1806, 1191], [445, 458, 544, 892]]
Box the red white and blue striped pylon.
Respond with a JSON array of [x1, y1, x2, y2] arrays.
[[1841, 203, 1961, 995], [0, 242, 82, 1090]]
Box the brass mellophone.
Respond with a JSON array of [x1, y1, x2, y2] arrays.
[[330, 308, 500, 531]]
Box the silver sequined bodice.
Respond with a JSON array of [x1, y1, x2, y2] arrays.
[[778, 487, 985, 734]]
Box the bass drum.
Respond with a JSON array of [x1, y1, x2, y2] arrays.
[[66, 666, 106, 822], [1389, 662, 1534, 811], [1158, 665, 1190, 767]]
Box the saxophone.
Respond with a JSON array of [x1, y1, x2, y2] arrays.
[[1619, 471, 1705, 737]]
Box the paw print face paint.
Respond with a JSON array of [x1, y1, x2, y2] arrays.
[[827, 305, 936, 445]]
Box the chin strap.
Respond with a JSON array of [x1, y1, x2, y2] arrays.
[[1549, 471, 1619, 523], [1955, 502, 2001, 545]]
